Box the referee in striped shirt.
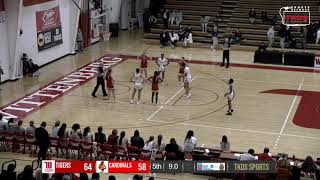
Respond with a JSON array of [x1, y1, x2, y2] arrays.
[[221, 38, 231, 68], [92, 63, 107, 97]]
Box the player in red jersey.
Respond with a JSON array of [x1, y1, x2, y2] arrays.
[[148, 71, 163, 104], [177, 57, 185, 85], [106, 69, 116, 101], [138, 52, 150, 79]]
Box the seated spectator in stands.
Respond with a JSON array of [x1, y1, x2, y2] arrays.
[[91, 173, 100, 180], [52, 120, 60, 137], [183, 32, 193, 48], [108, 175, 116, 180], [183, 130, 197, 153], [7, 118, 16, 133], [1, 163, 16, 180], [162, 9, 169, 29], [220, 135, 230, 152], [94, 126, 106, 144], [261, 9, 268, 24], [185, 24, 192, 33], [316, 28, 320, 44], [169, 30, 179, 48], [15, 120, 25, 133], [279, 25, 286, 48], [148, 15, 157, 29], [160, 29, 169, 48], [289, 38, 297, 49], [107, 129, 118, 145], [26, 121, 36, 135], [297, 156, 320, 175], [82, 126, 93, 142], [178, 25, 186, 41], [307, 22, 316, 43], [57, 123, 68, 138], [267, 26, 274, 47], [133, 175, 143, 180], [118, 131, 129, 149], [69, 123, 81, 139], [239, 149, 256, 161], [234, 28, 241, 44], [258, 147, 273, 161], [154, 134, 165, 151], [271, 14, 277, 26], [175, 10, 183, 25], [248, 8, 256, 24], [276, 153, 292, 171], [80, 173, 89, 180], [224, 26, 232, 39], [0, 114, 7, 132], [169, 10, 176, 25], [149, 177, 154, 180], [130, 130, 144, 148], [18, 165, 36, 180], [143, 136, 155, 151], [211, 25, 219, 51], [200, 15, 210, 32], [258, 42, 267, 51], [165, 138, 184, 160]]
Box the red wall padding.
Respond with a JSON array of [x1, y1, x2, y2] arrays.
[[0, 0, 5, 11], [79, 11, 90, 48]]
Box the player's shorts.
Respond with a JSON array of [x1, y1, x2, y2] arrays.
[[227, 94, 234, 101], [184, 77, 192, 84], [134, 83, 143, 90], [159, 66, 165, 72]]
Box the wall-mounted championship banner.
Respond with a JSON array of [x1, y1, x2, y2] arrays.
[[0, 0, 5, 24], [36, 6, 63, 51]]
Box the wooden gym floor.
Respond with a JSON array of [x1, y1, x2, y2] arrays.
[[0, 31, 319, 179]]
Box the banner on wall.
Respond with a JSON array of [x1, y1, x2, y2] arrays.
[[23, 0, 55, 7], [0, 0, 4, 24], [36, 6, 63, 51]]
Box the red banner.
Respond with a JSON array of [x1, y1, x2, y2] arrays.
[[0, 0, 5, 11], [23, 0, 55, 7], [36, 6, 63, 51]]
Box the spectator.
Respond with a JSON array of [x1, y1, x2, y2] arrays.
[[183, 130, 197, 153], [160, 29, 169, 48], [0, 163, 16, 180], [162, 9, 169, 29], [148, 15, 157, 29], [169, 30, 179, 48], [132, 175, 143, 180], [17, 165, 36, 180], [143, 136, 155, 151], [224, 26, 232, 39], [0, 114, 7, 132], [234, 28, 241, 44], [168, 10, 176, 25], [185, 24, 192, 33], [41, 174, 50, 180], [220, 135, 230, 151], [279, 25, 286, 48], [267, 26, 274, 47], [239, 149, 256, 161], [26, 121, 36, 135], [261, 9, 268, 24], [57, 123, 68, 138], [70, 123, 81, 139], [130, 130, 144, 148], [258, 42, 267, 51], [201, 15, 210, 32], [117, 131, 129, 149], [35, 121, 50, 161], [258, 147, 273, 161], [316, 28, 320, 44], [165, 138, 184, 160], [154, 134, 165, 151], [107, 129, 118, 145], [277, 153, 292, 171], [175, 10, 183, 25], [94, 126, 106, 144], [108, 175, 116, 180], [82, 126, 93, 142], [15, 120, 25, 133], [76, 28, 83, 52], [143, 9, 151, 33], [211, 25, 218, 51], [271, 14, 277, 26], [178, 25, 186, 41], [91, 173, 100, 180], [249, 8, 256, 24], [79, 173, 89, 180], [289, 38, 297, 49], [183, 32, 193, 48], [52, 120, 60, 137], [297, 156, 320, 175], [149, 177, 154, 180]]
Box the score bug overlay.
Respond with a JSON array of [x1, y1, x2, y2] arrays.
[[279, 6, 310, 26]]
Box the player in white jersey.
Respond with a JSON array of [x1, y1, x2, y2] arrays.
[[224, 78, 234, 115], [130, 68, 145, 104], [156, 53, 169, 80], [182, 62, 192, 98]]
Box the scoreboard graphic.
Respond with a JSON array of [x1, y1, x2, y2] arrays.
[[279, 6, 310, 26], [42, 160, 276, 174]]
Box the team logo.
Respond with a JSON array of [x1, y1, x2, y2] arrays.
[[279, 6, 310, 26], [42, 160, 55, 174], [42, 9, 55, 24], [38, 33, 45, 47], [96, 161, 108, 173]]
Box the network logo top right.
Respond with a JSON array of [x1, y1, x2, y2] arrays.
[[279, 6, 310, 26]]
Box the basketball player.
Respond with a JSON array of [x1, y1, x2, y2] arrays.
[[106, 69, 116, 101], [182, 62, 191, 98], [138, 52, 150, 78], [177, 57, 185, 86], [130, 68, 145, 104], [224, 78, 234, 115], [147, 71, 163, 104], [221, 38, 231, 68], [156, 53, 169, 80]]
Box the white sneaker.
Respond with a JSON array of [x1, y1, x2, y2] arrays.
[[130, 100, 133, 104], [137, 101, 140, 105], [187, 93, 192, 98]]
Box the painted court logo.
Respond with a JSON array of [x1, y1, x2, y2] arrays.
[[279, 6, 310, 26]]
